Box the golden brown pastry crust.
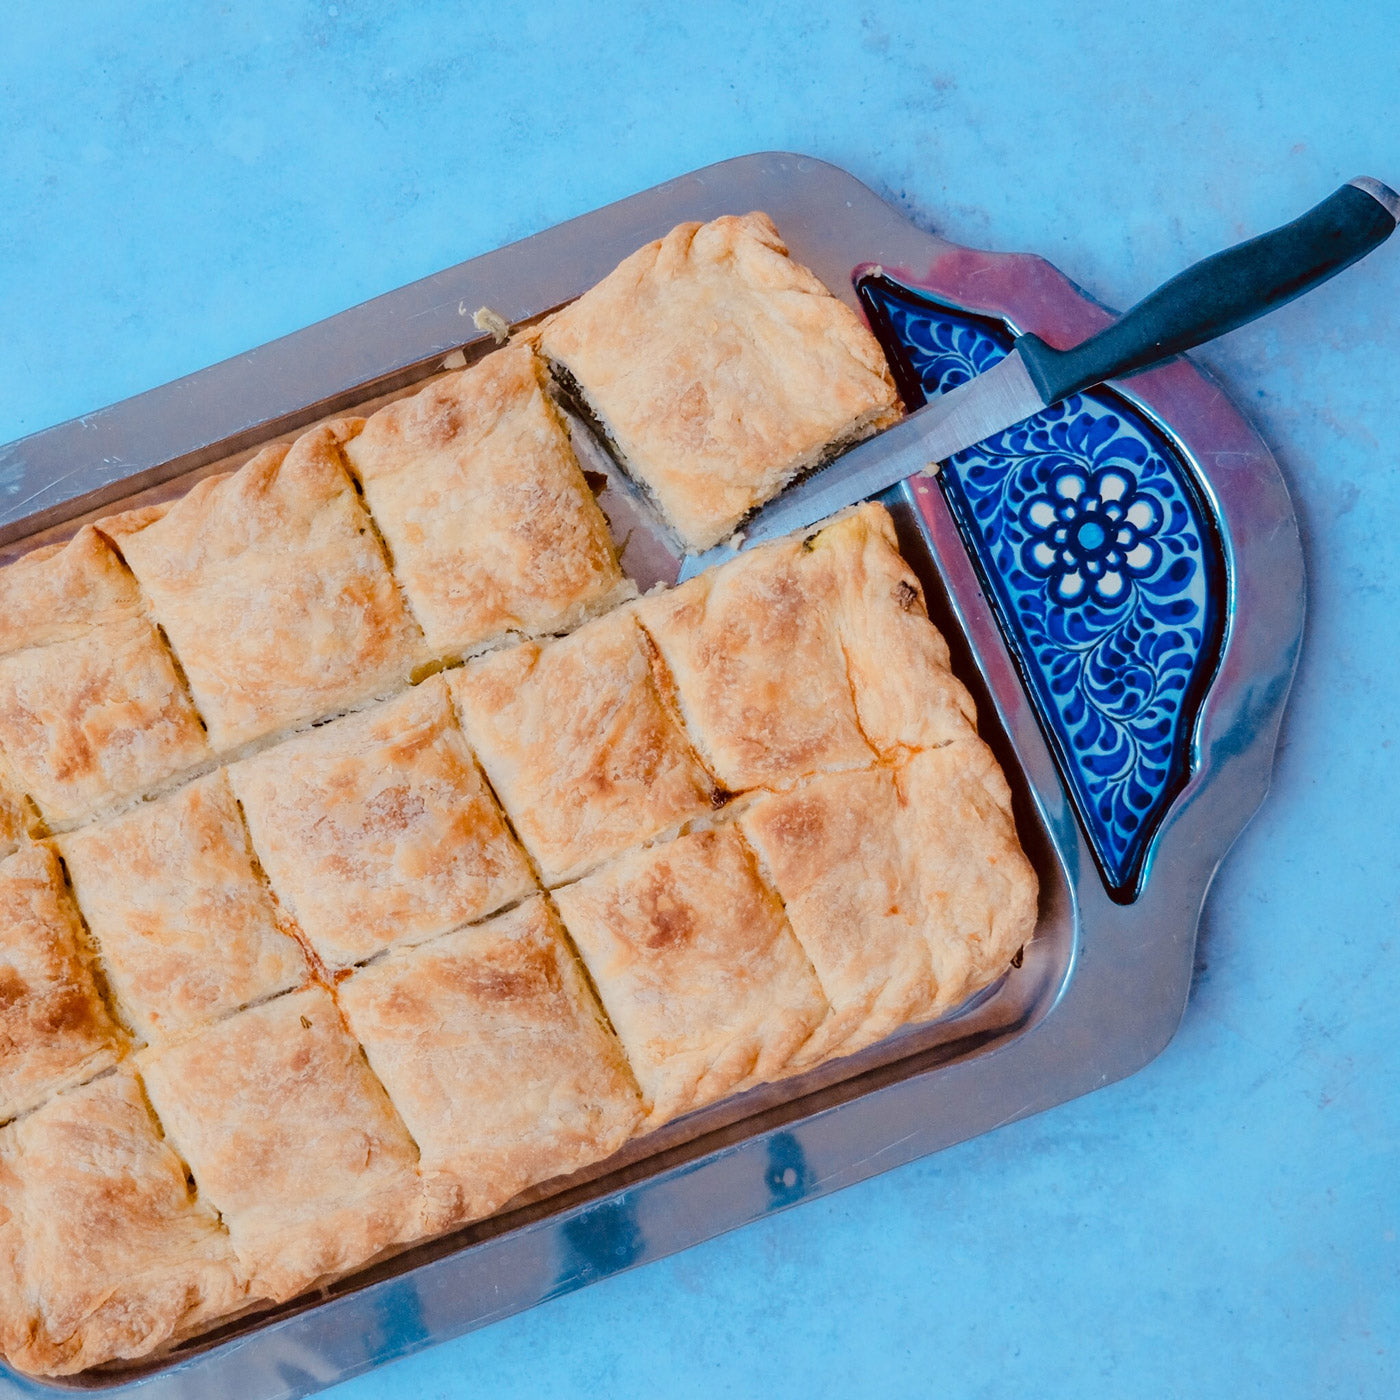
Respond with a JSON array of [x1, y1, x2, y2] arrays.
[[552, 825, 827, 1126], [897, 741, 1039, 1015], [0, 528, 210, 825], [636, 504, 975, 792], [338, 896, 641, 1228], [57, 771, 307, 1043], [0, 1066, 243, 1376], [740, 765, 939, 1061], [450, 609, 721, 886], [231, 676, 536, 969], [744, 741, 1036, 1037], [0, 844, 123, 1125], [103, 421, 424, 753], [345, 345, 633, 659], [535, 211, 901, 550], [138, 985, 424, 1305], [0, 526, 141, 655], [0, 766, 33, 859]]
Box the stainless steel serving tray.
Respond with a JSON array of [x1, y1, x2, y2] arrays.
[[0, 153, 1304, 1399]]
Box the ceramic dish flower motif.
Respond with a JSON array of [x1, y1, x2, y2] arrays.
[[859, 276, 1226, 898]]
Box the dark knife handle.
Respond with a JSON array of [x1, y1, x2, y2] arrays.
[[1015, 178, 1399, 405]]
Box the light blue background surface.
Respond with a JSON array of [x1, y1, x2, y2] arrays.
[[3, 3, 1397, 1396]]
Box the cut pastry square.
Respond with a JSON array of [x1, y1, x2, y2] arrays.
[[338, 895, 641, 1229], [56, 771, 307, 1044], [0, 843, 124, 1125], [103, 421, 425, 753], [743, 739, 1038, 1051], [138, 984, 424, 1305], [345, 344, 633, 660], [450, 609, 722, 886], [552, 824, 827, 1127], [0, 527, 211, 826], [231, 676, 536, 970], [533, 211, 901, 551], [894, 740, 1040, 1014], [0, 1066, 243, 1377], [739, 765, 939, 1061], [636, 503, 975, 792]]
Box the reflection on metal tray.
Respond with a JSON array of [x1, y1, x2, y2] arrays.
[[0, 152, 1303, 1400]]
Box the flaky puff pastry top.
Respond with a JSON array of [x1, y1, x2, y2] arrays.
[[345, 344, 632, 659], [0, 1066, 243, 1376], [104, 421, 424, 753], [533, 211, 901, 550], [339, 896, 641, 1229]]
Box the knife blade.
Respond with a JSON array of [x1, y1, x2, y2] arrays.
[[679, 175, 1398, 582]]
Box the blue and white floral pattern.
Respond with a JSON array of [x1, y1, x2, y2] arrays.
[[859, 279, 1224, 898]]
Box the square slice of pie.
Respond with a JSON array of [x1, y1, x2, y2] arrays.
[[534, 211, 901, 550], [57, 771, 307, 1044], [338, 896, 641, 1228], [635, 503, 976, 791], [739, 765, 939, 1061], [552, 824, 828, 1127], [345, 345, 633, 660], [894, 740, 1040, 1014], [138, 984, 425, 1304], [0, 844, 123, 1125], [231, 676, 536, 970], [449, 609, 722, 885], [0, 527, 211, 825], [745, 739, 1037, 1042], [103, 421, 425, 753], [0, 1066, 243, 1377]]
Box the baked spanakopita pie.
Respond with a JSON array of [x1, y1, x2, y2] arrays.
[[553, 824, 828, 1126], [451, 608, 722, 886], [0, 844, 124, 1126], [0, 212, 1043, 1380], [534, 211, 902, 550], [0, 527, 210, 825], [339, 896, 642, 1228], [104, 421, 424, 753], [345, 344, 632, 660], [231, 675, 536, 970], [0, 1066, 243, 1376], [56, 771, 307, 1044], [138, 985, 425, 1305]]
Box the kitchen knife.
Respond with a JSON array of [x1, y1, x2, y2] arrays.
[[679, 176, 1398, 580]]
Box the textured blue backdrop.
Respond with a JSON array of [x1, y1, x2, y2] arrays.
[[3, 3, 1397, 1396]]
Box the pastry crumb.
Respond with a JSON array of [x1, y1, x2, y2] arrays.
[[920, 460, 942, 478], [727, 531, 746, 549], [472, 306, 511, 344], [440, 348, 468, 370]]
